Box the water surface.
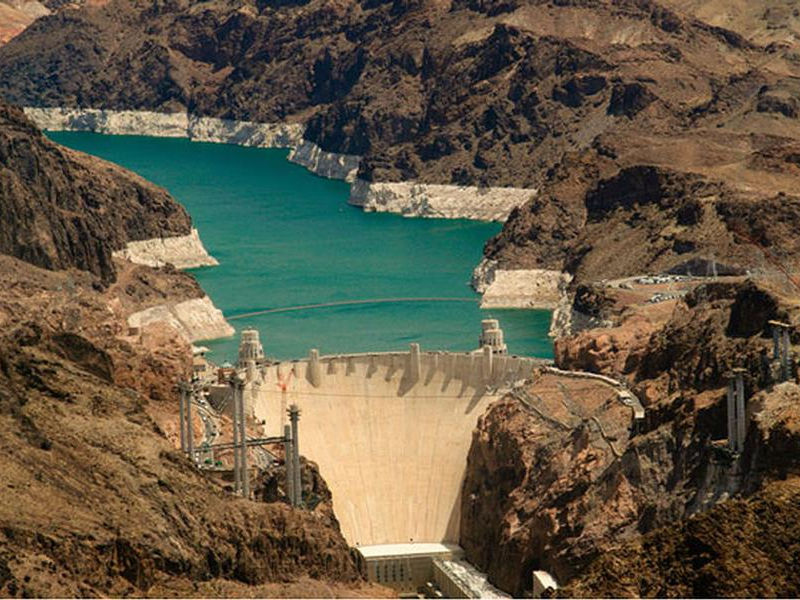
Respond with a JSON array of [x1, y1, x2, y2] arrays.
[[50, 132, 553, 361]]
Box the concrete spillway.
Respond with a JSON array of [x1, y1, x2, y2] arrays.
[[248, 348, 545, 547]]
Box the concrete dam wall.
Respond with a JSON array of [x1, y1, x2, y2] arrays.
[[248, 347, 546, 547]]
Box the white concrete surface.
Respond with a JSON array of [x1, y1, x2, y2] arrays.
[[532, 570, 559, 598], [251, 350, 544, 547], [434, 558, 510, 598], [358, 542, 462, 559]]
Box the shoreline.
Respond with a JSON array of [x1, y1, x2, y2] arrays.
[[25, 106, 536, 223], [113, 228, 219, 270], [27, 106, 553, 328], [349, 179, 535, 223], [127, 295, 235, 343], [113, 229, 235, 343], [472, 258, 570, 334]]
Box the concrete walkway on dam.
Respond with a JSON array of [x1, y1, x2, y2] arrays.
[[247, 348, 549, 547]]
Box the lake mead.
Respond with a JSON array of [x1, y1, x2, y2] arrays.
[[50, 132, 553, 361]]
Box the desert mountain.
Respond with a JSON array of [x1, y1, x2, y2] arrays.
[[1, 0, 799, 282], [1, 2, 800, 597], [0, 103, 191, 282]]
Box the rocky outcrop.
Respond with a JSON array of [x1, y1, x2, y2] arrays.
[[486, 164, 800, 289], [288, 139, 361, 181], [127, 295, 234, 342], [349, 179, 535, 222], [0, 103, 192, 282], [461, 278, 800, 596], [0, 262, 369, 596], [461, 373, 638, 596], [112, 229, 218, 270], [0, 0, 49, 44], [561, 478, 800, 597]]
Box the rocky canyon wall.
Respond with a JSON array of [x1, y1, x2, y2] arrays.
[[0, 102, 374, 596], [460, 277, 800, 596]]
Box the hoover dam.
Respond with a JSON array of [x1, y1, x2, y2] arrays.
[[233, 324, 548, 592], [250, 347, 545, 545]]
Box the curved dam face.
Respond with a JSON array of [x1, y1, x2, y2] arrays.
[[249, 349, 545, 547]]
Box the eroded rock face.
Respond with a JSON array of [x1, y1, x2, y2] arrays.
[[0, 0, 793, 194], [560, 478, 800, 597], [0, 254, 372, 598], [0, 334, 362, 596], [461, 375, 636, 596], [0, 102, 191, 282], [487, 164, 800, 287], [461, 279, 800, 596], [3, 0, 799, 285]]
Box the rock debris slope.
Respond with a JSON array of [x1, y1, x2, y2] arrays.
[[0, 259, 375, 597]]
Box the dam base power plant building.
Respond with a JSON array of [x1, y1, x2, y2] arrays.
[[188, 321, 551, 596]]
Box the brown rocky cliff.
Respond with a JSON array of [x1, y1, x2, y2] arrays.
[[0, 0, 782, 188], [0, 255, 380, 598], [3, 0, 800, 291], [2, 0, 799, 284], [460, 375, 640, 596], [485, 164, 800, 286], [0, 106, 376, 596], [0, 102, 191, 282], [560, 478, 800, 597], [0, 329, 362, 597], [461, 279, 800, 596]]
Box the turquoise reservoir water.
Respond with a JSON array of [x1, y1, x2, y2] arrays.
[[49, 132, 553, 361]]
